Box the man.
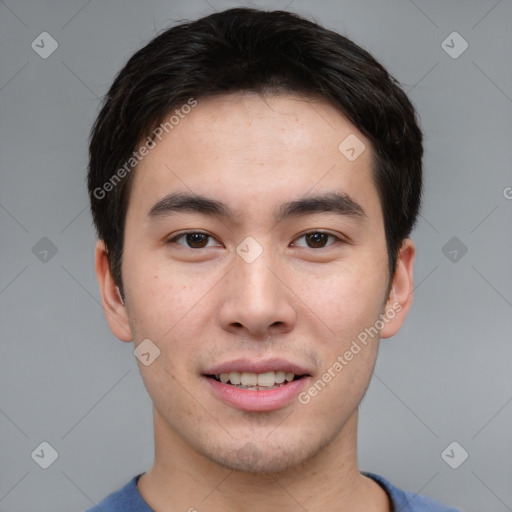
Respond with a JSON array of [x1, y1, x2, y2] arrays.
[[86, 7, 460, 512]]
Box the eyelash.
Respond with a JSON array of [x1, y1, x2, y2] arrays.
[[166, 230, 344, 249]]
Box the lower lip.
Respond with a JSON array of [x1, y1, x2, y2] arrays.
[[203, 376, 311, 412]]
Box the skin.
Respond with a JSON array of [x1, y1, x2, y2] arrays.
[[95, 92, 415, 512]]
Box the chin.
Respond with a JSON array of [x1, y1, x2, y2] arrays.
[[197, 434, 331, 475]]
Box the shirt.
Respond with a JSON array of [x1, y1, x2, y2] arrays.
[[85, 472, 460, 511]]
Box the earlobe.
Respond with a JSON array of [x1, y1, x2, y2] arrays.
[[380, 238, 415, 339], [95, 240, 132, 342]]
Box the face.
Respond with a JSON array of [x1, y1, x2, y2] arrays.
[[96, 92, 414, 473]]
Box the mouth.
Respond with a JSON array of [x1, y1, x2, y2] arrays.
[[205, 371, 309, 391], [201, 361, 313, 412]]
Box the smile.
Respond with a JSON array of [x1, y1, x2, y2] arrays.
[[210, 370, 304, 389], [202, 363, 312, 411]]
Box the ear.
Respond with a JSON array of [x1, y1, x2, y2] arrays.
[[95, 239, 133, 342], [380, 238, 415, 339]]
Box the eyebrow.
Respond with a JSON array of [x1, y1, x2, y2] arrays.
[[147, 191, 366, 223]]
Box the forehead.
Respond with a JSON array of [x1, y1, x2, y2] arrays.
[[128, 92, 381, 225]]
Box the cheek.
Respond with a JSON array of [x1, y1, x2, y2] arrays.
[[296, 260, 387, 342], [297, 270, 384, 412], [125, 257, 206, 336]]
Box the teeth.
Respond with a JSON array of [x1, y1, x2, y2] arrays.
[[240, 372, 258, 386], [228, 371, 241, 385], [215, 371, 298, 387], [275, 370, 286, 384], [257, 372, 275, 387]]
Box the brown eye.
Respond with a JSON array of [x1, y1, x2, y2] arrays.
[[293, 231, 339, 249], [185, 233, 209, 248], [167, 232, 218, 249], [305, 232, 329, 248]]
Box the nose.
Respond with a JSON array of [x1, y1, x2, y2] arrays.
[[217, 246, 298, 339]]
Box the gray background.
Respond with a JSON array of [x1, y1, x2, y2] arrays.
[[1, 0, 511, 510]]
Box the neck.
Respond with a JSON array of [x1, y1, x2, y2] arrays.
[[138, 407, 390, 512]]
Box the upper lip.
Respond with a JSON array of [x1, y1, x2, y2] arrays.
[[203, 358, 312, 376]]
